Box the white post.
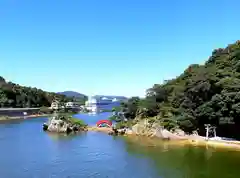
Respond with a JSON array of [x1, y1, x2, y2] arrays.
[[206, 127, 209, 140], [213, 127, 216, 138], [205, 124, 210, 140]]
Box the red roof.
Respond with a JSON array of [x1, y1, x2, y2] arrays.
[[96, 120, 112, 126]]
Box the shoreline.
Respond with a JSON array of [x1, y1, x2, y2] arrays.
[[87, 126, 113, 133], [0, 114, 51, 121], [1, 118, 240, 151], [87, 126, 240, 151]]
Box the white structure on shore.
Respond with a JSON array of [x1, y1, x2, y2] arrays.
[[85, 95, 128, 113], [85, 96, 98, 113], [51, 101, 80, 110], [65, 102, 79, 108]]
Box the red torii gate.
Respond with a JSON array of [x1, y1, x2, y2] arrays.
[[96, 120, 112, 127]]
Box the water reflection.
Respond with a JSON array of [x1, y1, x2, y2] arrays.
[[123, 136, 240, 178], [74, 112, 112, 126], [1, 115, 240, 178], [47, 131, 87, 141]]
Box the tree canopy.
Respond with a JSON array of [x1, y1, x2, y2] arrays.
[[0, 77, 69, 108], [122, 40, 240, 139]]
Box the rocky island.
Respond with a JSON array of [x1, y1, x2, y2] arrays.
[[43, 114, 87, 134]]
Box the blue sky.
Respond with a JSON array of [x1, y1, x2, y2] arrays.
[[0, 0, 239, 97]]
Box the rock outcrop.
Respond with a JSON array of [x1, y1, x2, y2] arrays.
[[130, 119, 207, 140], [43, 115, 87, 134], [108, 128, 127, 136], [131, 120, 187, 140]]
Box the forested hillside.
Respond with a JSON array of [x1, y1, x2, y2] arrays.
[[57, 91, 87, 99], [58, 91, 87, 105], [0, 76, 68, 108], [123, 40, 240, 139]]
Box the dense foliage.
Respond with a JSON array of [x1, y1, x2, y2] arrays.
[[57, 113, 87, 127], [0, 77, 69, 108], [123, 41, 240, 139], [69, 117, 87, 127]]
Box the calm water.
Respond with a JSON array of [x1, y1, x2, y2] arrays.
[[75, 112, 113, 126], [0, 113, 240, 178]]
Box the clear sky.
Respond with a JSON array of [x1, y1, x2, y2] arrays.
[[0, 0, 239, 97]]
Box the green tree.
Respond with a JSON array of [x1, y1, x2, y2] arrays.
[[0, 90, 8, 107], [122, 40, 240, 139]]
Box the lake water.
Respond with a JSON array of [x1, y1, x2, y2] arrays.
[[0, 113, 240, 178]]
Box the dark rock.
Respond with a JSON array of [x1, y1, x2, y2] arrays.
[[108, 131, 115, 135], [66, 127, 72, 134], [73, 126, 79, 132], [112, 128, 118, 134], [43, 123, 48, 131]]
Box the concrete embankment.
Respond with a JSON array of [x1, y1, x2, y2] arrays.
[[0, 114, 50, 122], [0, 108, 41, 117], [0, 108, 52, 121]]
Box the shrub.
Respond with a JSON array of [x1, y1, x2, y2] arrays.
[[69, 118, 87, 127], [115, 120, 136, 129]]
